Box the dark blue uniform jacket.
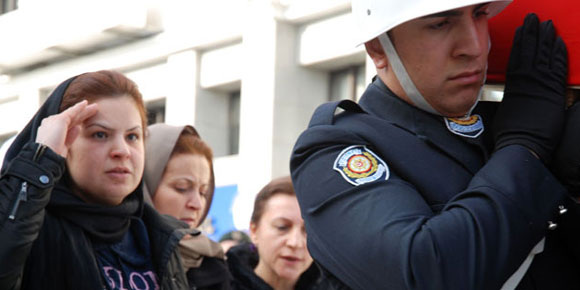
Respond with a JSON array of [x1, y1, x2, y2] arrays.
[[290, 78, 580, 290]]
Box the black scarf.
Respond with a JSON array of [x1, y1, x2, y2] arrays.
[[48, 176, 143, 243]]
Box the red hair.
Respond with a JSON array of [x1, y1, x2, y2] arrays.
[[170, 126, 215, 223], [59, 70, 147, 134]]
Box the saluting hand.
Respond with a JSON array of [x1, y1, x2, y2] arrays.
[[35, 100, 98, 158]]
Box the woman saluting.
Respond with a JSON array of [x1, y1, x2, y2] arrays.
[[0, 70, 191, 290]]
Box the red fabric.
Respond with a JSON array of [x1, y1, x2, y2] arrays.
[[487, 0, 580, 86]]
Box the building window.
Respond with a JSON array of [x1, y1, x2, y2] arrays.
[[1, 0, 18, 15], [146, 98, 166, 125], [329, 64, 366, 102], [228, 91, 240, 155], [195, 90, 240, 158]]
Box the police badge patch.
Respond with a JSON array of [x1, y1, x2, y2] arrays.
[[444, 114, 484, 138], [333, 145, 389, 186]]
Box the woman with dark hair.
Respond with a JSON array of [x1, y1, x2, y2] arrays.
[[0, 70, 192, 289], [226, 176, 328, 290], [219, 230, 251, 253], [144, 123, 230, 290]]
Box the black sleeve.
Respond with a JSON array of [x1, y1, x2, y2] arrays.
[[0, 142, 65, 290]]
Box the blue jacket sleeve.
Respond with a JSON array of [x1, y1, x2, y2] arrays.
[[290, 125, 567, 290], [0, 143, 65, 290]]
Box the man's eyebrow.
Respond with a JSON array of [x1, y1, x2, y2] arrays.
[[420, 3, 488, 19]]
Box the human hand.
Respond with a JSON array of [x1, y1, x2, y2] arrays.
[[35, 100, 98, 157], [493, 13, 568, 163]]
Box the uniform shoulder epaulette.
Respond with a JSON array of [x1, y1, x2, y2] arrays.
[[308, 100, 366, 128]]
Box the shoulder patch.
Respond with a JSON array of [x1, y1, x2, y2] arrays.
[[333, 145, 389, 186], [444, 114, 484, 138]]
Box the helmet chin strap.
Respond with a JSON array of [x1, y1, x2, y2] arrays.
[[377, 33, 489, 118]]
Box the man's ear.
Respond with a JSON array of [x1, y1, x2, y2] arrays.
[[365, 37, 389, 70]]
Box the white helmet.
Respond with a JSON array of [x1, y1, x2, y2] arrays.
[[352, 0, 512, 46], [352, 0, 511, 117]]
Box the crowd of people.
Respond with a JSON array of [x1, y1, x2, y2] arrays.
[[1, 0, 579, 289], [0, 70, 326, 290]]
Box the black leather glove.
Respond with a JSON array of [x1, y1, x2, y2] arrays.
[[493, 13, 568, 164], [552, 102, 580, 197]]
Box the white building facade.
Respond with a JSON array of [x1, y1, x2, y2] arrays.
[[0, 0, 372, 240]]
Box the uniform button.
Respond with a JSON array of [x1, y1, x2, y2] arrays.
[[558, 205, 568, 215], [39, 175, 50, 184], [548, 221, 558, 230]]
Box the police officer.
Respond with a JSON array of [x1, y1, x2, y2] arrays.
[[290, 0, 579, 289]]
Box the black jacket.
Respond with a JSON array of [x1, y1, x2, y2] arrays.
[[290, 78, 580, 290], [187, 256, 231, 290], [0, 76, 191, 290], [0, 143, 191, 290], [226, 243, 329, 290]]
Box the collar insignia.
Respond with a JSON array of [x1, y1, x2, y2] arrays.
[[444, 114, 484, 138]]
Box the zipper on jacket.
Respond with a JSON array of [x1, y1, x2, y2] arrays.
[[8, 181, 28, 220]]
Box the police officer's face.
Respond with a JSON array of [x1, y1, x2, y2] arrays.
[[250, 193, 313, 285], [388, 4, 491, 117]]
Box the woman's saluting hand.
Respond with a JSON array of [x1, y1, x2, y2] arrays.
[[36, 100, 98, 157]]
